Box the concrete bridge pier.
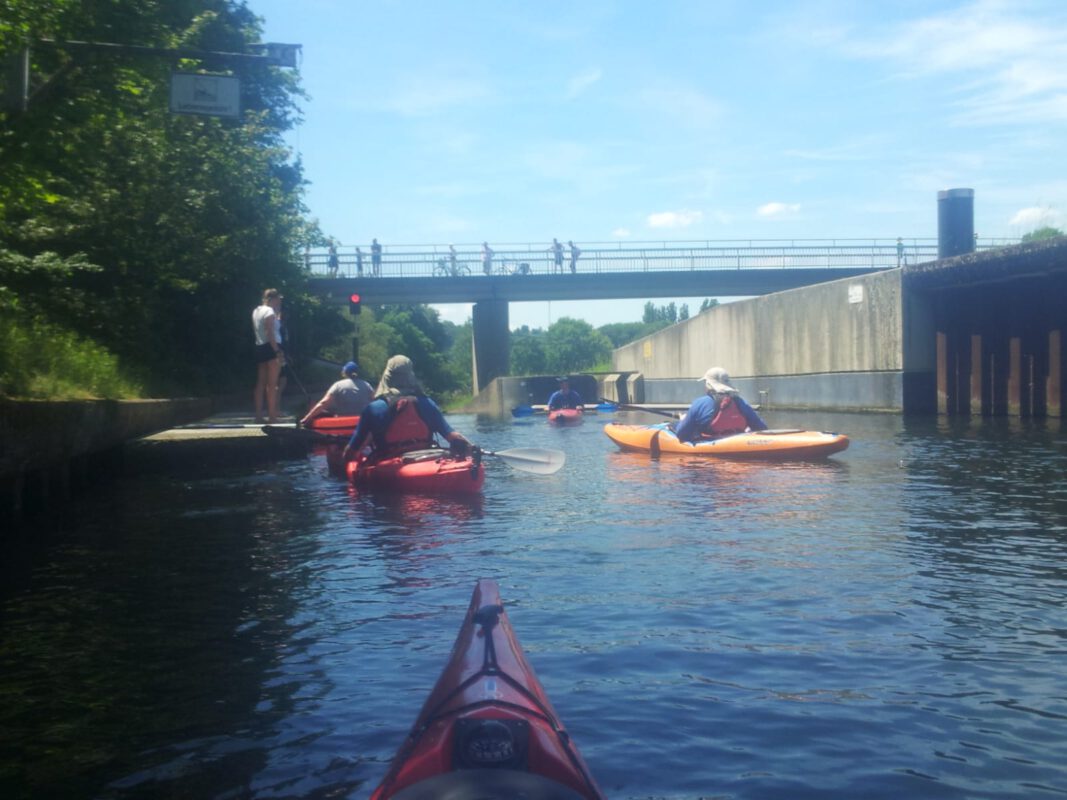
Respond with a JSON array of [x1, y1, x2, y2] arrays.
[[471, 300, 509, 394]]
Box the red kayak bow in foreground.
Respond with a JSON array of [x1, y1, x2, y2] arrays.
[[370, 579, 605, 800]]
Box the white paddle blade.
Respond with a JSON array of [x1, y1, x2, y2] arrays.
[[489, 447, 566, 475]]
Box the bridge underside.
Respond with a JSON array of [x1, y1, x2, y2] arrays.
[[905, 242, 1067, 418], [310, 268, 883, 394], [309, 267, 883, 306]]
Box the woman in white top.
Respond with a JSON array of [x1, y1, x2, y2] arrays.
[[252, 288, 283, 423]]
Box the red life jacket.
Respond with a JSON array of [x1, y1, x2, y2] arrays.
[[381, 396, 434, 456], [707, 394, 749, 435]]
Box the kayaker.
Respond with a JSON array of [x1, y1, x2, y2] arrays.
[[299, 361, 374, 426], [674, 366, 767, 442], [342, 355, 472, 462], [547, 377, 583, 410]]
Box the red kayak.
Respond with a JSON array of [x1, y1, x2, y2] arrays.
[[305, 414, 360, 436], [346, 448, 485, 494], [370, 579, 605, 800], [548, 407, 584, 426]]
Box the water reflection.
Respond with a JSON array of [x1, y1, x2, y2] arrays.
[[3, 412, 1067, 799]]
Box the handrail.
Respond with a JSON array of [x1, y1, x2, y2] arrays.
[[298, 238, 1019, 278]]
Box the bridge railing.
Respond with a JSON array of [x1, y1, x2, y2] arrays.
[[300, 238, 1017, 278]]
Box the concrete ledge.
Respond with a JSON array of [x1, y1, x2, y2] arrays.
[[640, 372, 903, 412], [1, 396, 231, 525], [0, 397, 218, 477]]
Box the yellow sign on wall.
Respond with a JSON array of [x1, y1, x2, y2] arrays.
[[643, 341, 653, 360]]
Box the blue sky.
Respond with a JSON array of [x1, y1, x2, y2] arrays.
[[250, 0, 1066, 328]]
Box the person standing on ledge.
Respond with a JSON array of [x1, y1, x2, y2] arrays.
[[547, 376, 583, 410], [252, 288, 283, 423], [674, 367, 767, 442], [300, 361, 374, 426]]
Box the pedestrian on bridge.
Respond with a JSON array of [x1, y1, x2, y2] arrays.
[[482, 242, 494, 275], [371, 238, 382, 276], [549, 238, 564, 273], [356, 246, 364, 277], [327, 240, 340, 278], [568, 240, 581, 274]]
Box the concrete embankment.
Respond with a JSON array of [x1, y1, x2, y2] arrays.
[[0, 397, 307, 525]]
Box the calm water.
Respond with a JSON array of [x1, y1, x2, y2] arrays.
[[2, 410, 1067, 799]]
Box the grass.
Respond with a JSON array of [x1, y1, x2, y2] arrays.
[[0, 314, 142, 400]]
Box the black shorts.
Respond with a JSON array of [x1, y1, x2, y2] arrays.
[[255, 343, 277, 364]]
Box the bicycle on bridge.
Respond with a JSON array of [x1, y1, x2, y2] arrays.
[[432, 257, 470, 277]]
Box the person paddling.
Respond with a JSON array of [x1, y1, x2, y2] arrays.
[[547, 376, 583, 410], [299, 361, 374, 426], [342, 355, 472, 462], [674, 366, 767, 442]]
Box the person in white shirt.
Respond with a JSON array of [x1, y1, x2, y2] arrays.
[[252, 288, 283, 423]]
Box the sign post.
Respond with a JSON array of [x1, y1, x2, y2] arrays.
[[169, 72, 240, 118]]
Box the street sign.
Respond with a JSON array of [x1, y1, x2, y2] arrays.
[[169, 72, 240, 118]]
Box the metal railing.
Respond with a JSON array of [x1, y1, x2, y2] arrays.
[[300, 238, 1018, 279]]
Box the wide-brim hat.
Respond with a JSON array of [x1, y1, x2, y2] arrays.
[[703, 367, 735, 394]]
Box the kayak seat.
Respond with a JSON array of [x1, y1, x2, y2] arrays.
[[389, 769, 587, 800]]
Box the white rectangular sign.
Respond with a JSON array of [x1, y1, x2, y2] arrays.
[[169, 73, 240, 118]]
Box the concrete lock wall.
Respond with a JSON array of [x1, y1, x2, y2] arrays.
[[612, 269, 908, 411]]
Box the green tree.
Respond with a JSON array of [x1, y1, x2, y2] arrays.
[[1, 0, 318, 397], [543, 317, 612, 374], [509, 326, 547, 375], [699, 298, 720, 312], [597, 321, 664, 348], [1021, 226, 1064, 242]]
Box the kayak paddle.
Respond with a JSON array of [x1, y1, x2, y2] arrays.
[[597, 398, 680, 419], [480, 447, 565, 475]]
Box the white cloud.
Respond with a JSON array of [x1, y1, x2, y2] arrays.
[[387, 75, 489, 116], [635, 85, 723, 128], [828, 1, 1067, 127], [647, 210, 703, 228], [1009, 206, 1064, 230], [612, 227, 632, 237], [567, 67, 603, 99], [757, 202, 801, 218]]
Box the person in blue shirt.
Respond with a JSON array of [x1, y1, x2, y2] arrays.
[[342, 355, 471, 462], [547, 377, 583, 410], [674, 367, 767, 443]]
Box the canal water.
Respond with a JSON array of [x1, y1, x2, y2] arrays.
[[2, 410, 1067, 799]]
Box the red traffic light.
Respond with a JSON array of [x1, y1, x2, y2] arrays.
[[349, 293, 361, 304], [348, 292, 362, 315]]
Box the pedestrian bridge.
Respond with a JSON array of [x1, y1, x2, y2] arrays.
[[305, 238, 949, 304], [301, 238, 1014, 391]]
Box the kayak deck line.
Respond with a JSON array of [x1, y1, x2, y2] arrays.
[[370, 580, 605, 800]]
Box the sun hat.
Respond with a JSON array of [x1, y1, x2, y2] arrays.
[[376, 355, 421, 397], [703, 367, 736, 395]]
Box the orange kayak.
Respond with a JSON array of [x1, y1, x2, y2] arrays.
[[346, 448, 485, 494], [370, 579, 605, 800], [604, 422, 849, 459], [305, 415, 360, 436]]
